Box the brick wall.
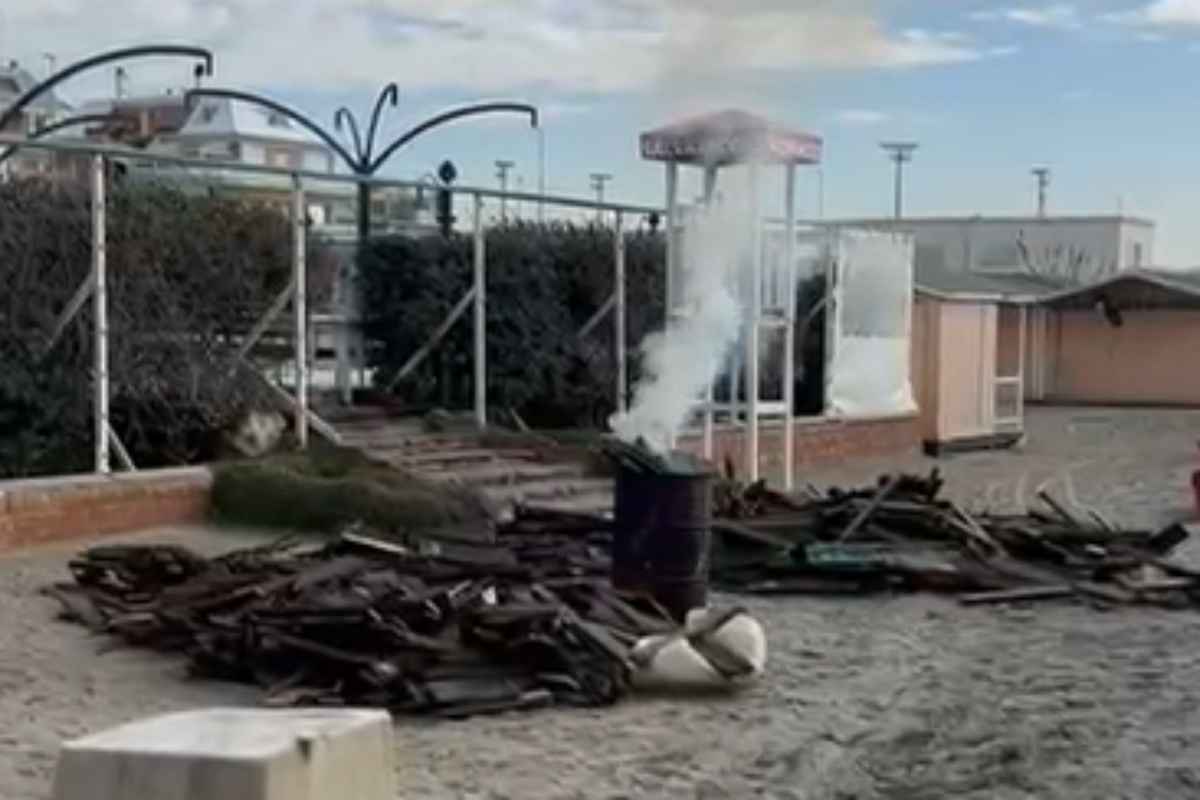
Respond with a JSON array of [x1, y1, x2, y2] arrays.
[[0, 467, 212, 552], [676, 414, 920, 480]]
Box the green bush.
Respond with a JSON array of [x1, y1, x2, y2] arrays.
[[211, 445, 488, 533], [360, 221, 666, 429], [0, 179, 334, 479]]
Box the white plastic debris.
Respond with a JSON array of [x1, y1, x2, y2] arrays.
[[630, 606, 767, 692]]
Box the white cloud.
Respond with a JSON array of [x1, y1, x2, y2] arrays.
[[833, 108, 890, 126], [971, 4, 1083, 29], [1104, 1, 1200, 27], [1, 0, 1012, 100]]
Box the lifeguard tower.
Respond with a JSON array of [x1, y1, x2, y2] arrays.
[[640, 110, 823, 488]]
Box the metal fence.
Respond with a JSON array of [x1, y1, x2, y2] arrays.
[[0, 135, 660, 476]]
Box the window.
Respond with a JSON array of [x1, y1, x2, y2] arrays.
[[266, 147, 297, 169], [200, 104, 218, 124], [1132, 242, 1144, 268]]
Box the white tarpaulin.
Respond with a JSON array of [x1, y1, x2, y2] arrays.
[[826, 229, 916, 417]]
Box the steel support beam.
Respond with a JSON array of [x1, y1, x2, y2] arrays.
[[782, 163, 798, 491], [473, 193, 487, 430], [385, 287, 477, 391], [614, 210, 627, 414], [745, 163, 762, 483], [292, 175, 309, 449], [91, 154, 110, 474]]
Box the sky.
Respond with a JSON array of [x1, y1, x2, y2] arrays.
[[5, 0, 1200, 262]]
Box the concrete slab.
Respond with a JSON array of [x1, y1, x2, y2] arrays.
[[53, 707, 394, 800]]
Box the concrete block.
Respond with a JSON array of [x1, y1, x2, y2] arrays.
[[53, 708, 395, 800]]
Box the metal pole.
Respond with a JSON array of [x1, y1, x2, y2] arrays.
[[537, 128, 546, 223], [1032, 167, 1050, 219], [614, 210, 627, 414], [702, 165, 718, 460], [702, 166, 718, 204], [1017, 304, 1028, 419], [746, 163, 762, 483], [473, 193, 487, 429], [664, 163, 678, 316], [91, 154, 110, 474], [783, 163, 797, 491], [292, 175, 309, 449], [894, 158, 903, 219], [881, 142, 917, 219], [817, 168, 825, 220], [495, 160, 513, 221]]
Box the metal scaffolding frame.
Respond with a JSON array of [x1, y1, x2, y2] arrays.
[[1, 135, 658, 474]]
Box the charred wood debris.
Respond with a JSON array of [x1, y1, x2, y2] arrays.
[[46, 439, 1199, 718]]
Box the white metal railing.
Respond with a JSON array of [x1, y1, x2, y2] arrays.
[[1, 135, 659, 475]]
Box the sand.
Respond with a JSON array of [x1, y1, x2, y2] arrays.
[[2, 407, 1199, 799]]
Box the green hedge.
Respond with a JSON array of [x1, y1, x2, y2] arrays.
[[0, 179, 332, 479], [360, 222, 666, 429]]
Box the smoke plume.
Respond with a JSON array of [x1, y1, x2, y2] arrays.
[[609, 167, 758, 452]]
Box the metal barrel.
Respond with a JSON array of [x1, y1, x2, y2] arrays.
[[612, 464, 713, 621]]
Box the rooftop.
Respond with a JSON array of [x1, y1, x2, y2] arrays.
[[640, 109, 822, 166], [0, 61, 70, 113], [176, 97, 327, 148], [915, 263, 1066, 302], [828, 214, 1155, 228]]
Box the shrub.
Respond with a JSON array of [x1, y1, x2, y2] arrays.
[[0, 178, 332, 478], [360, 221, 666, 429]]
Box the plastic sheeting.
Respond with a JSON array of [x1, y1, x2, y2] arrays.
[[826, 229, 916, 418]]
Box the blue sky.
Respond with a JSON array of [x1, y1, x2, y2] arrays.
[[7, 1, 1200, 261]]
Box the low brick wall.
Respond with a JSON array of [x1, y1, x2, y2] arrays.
[[677, 414, 921, 479], [0, 467, 212, 552]]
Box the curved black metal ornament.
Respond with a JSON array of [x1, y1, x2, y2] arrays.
[[0, 113, 123, 165], [186, 83, 537, 239], [0, 45, 214, 132]]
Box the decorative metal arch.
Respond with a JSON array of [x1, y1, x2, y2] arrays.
[[0, 113, 122, 165], [185, 84, 538, 238], [0, 45, 213, 132]]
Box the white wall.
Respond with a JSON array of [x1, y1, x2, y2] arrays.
[[302, 147, 333, 173]]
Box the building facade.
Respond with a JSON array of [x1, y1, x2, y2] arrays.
[[0, 60, 71, 179], [825, 215, 1155, 284]]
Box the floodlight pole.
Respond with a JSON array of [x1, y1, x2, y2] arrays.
[[881, 142, 918, 219]]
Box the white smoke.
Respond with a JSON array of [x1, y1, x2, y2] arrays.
[[609, 168, 759, 452]]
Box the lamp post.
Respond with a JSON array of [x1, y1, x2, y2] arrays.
[[495, 159, 514, 220], [589, 172, 612, 222], [1032, 166, 1050, 218], [880, 141, 918, 219]]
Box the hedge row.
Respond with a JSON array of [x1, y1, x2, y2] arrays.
[[359, 223, 827, 429], [0, 179, 332, 478], [360, 222, 667, 429]]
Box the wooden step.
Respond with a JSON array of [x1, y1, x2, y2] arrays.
[[425, 461, 586, 488], [378, 448, 543, 469], [481, 477, 614, 507]]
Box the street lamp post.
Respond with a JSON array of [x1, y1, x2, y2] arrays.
[[880, 141, 918, 219], [589, 172, 612, 222], [495, 159, 514, 220]]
